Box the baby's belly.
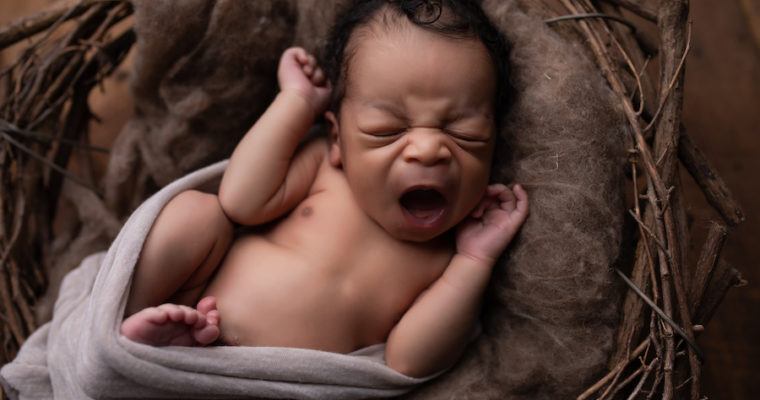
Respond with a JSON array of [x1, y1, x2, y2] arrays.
[[201, 234, 385, 352]]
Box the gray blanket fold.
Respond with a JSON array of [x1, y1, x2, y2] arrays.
[[1, 161, 431, 399]]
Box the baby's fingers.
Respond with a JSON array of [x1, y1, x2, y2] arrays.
[[491, 183, 529, 218], [297, 52, 317, 75], [484, 184, 515, 211], [510, 184, 529, 215], [284, 47, 317, 76], [471, 195, 496, 218], [292, 49, 326, 86], [311, 66, 326, 86], [472, 184, 510, 218], [290, 47, 310, 65]]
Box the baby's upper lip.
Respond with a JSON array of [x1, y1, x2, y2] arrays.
[[396, 164, 454, 203], [399, 182, 448, 200], [399, 182, 450, 208]]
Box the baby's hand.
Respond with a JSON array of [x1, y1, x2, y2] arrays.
[[455, 184, 529, 264], [277, 47, 331, 116]]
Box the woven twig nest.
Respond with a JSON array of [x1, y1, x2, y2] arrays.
[[0, 0, 745, 399]]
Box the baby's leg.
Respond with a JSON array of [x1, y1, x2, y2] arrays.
[[121, 296, 220, 346], [124, 190, 234, 318]]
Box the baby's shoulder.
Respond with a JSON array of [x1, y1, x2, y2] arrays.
[[303, 137, 346, 192]]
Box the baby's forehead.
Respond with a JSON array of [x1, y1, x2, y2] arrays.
[[345, 17, 494, 74], [342, 22, 496, 93]]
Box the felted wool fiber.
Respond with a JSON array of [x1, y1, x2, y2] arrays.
[[43, 0, 627, 398], [399, 1, 628, 399], [102, 0, 297, 217]]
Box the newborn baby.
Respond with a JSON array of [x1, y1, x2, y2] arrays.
[[120, 0, 528, 378]]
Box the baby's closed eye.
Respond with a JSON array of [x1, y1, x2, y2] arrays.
[[442, 115, 492, 143], [357, 114, 408, 138], [362, 125, 407, 137]]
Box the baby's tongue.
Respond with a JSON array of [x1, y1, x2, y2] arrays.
[[400, 189, 446, 220]]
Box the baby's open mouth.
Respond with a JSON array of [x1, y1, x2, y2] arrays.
[[399, 188, 447, 222]]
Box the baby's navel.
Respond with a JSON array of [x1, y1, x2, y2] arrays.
[[301, 206, 313, 217]]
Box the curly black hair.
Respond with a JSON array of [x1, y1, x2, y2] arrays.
[[323, 0, 512, 127]]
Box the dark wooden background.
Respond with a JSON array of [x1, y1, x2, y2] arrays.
[[681, 0, 760, 398]]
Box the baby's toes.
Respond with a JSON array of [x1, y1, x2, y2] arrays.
[[196, 296, 217, 315], [205, 309, 220, 326], [158, 304, 197, 325], [156, 304, 181, 321], [181, 306, 202, 326], [194, 323, 220, 345]]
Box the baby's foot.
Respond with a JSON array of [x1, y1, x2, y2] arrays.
[[121, 296, 220, 346]]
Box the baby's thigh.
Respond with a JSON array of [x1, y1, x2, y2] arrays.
[[128, 190, 234, 313], [161, 190, 232, 247], [145, 190, 234, 266]]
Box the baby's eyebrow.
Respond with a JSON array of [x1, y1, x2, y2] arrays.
[[361, 100, 405, 117], [446, 109, 494, 121]]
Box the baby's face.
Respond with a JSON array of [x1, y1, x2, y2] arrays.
[[328, 19, 497, 242]]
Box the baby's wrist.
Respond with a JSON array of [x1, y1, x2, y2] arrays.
[[444, 253, 496, 292], [452, 252, 496, 269], [278, 89, 320, 120]]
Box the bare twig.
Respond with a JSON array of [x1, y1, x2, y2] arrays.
[[0, 131, 100, 192], [614, 268, 704, 362], [628, 209, 669, 254], [0, 0, 103, 50], [688, 221, 727, 315], [0, 119, 109, 152], [1, 1, 132, 370], [544, 12, 637, 30], [643, 22, 692, 134], [679, 131, 745, 225], [577, 339, 650, 400], [693, 260, 745, 326], [653, 4, 702, 398]]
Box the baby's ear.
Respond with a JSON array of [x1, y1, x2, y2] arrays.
[[325, 111, 342, 167]]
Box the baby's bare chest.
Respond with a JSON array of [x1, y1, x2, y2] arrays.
[[204, 191, 453, 350]]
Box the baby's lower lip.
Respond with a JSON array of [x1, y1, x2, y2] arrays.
[[401, 206, 447, 230], [399, 188, 448, 230]]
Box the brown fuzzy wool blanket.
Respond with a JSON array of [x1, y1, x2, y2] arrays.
[[1, 0, 627, 398]]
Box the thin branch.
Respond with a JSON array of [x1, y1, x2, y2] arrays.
[[627, 357, 659, 400], [544, 13, 637, 31], [614, 268, 704, 362], [0, 119, 109, 153], [643, 22, 692, 134], [0, 0, 104, 50], [628, 209, 670, 254], [577, 339, 650, 400], [679, 130, 745, 225], [688, 221, 727, 315], [0, 131, 101, 193]]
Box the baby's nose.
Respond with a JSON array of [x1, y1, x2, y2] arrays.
[[402, 129, 452, 165]]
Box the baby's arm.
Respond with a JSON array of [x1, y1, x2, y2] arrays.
[[385, 184, 529, 378], [219, 47, 331, 225]]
